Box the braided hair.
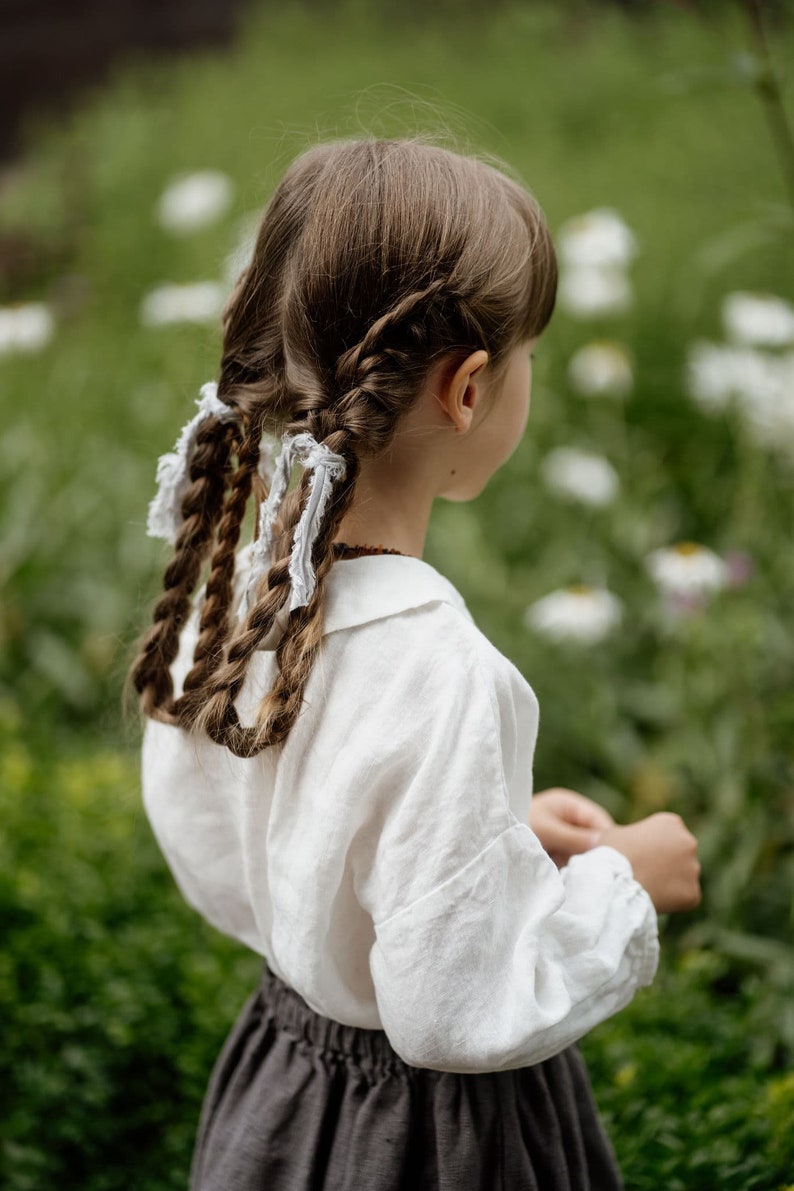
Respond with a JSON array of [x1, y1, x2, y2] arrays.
[[130, 138, 557, 756]]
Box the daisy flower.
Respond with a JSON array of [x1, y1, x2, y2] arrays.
[[645, 542, 729, 610], [541, 447, 620, 508], [524, 585, 623, 644], [0, 302, 54, 355], [722, 291, 794, 349], [140, 281, 226, 327], [156, 170, 235, 234], [568, 341, 634, 398]]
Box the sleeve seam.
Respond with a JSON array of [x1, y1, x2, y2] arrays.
[[374, 821, 521, 932]]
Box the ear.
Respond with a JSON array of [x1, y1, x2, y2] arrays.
[[438, 349, 490, 434]]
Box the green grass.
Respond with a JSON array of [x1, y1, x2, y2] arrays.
[[2, 1, 794, 1186]]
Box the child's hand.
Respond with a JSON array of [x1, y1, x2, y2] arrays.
[[529, 788, 615, 868], [596, 814, 702, 914]]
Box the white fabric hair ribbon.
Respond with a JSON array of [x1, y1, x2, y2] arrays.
[[245, 431, 347, 614], [146, 381, 240, 544], [258, 430, 278, 490]]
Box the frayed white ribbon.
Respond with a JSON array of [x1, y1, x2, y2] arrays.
[[245, 432, 347, 613], [146, 382, 240, 544]]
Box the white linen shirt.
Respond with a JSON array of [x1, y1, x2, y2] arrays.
[[141, 547, 659, 1073]]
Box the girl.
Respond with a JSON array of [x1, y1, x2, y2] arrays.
[[132, 137, 701, 1190]]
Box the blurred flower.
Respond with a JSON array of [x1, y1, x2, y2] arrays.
[[0, 302, 54, 355], [736, 349, 794, 452], [524, 585, 623, 644], [645, 542, 729, 601], [685, 341, 794, 454], [541, 447, 620, 507], [722, 291, 794, 348], [556, 209, 638, 320], [557, 267, 633, 319], [223, 211, 261, 289], [685, 341, 764, 413], [156, 170, 235, 234], [140, 281, 226, 327], [568, 340, 634, 398], [558, 209, 639, 270]]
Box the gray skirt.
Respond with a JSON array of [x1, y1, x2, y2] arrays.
[[190, 962, 623, 1191]]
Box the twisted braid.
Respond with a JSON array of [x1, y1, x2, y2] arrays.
[[190, 283, 475, 755], [174, 404, 262, 717], [335, 277, 449, 389], [193, 414, 360, 756], [332, 277, 470, 447], [130, 413, 237, 719]]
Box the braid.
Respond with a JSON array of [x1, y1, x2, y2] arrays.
[[193, 417, 360, 756], [175, 407, 262, 718], [191, 284, 469, 756], [131, 414, 236, 719], [336, 280, 448, 400]]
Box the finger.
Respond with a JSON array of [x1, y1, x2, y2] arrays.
[[556, 795, 615, 831], [540, 820, 601, 857]]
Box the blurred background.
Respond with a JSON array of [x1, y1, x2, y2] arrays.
[[1, 1, 793, 1187]]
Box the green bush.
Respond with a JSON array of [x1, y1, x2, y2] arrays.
[[0, 702, 262, 1190]]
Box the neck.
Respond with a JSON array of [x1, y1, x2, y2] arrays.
[[333, 461, 433, 559]]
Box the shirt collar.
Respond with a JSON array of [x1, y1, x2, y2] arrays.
[[322, 553, 468, 634], [233, 544, 468, 638]]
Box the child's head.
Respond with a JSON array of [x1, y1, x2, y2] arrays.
[[131, 137, 557, 755]]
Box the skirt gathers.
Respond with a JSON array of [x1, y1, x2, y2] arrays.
[[190, 962, 623, 1191]]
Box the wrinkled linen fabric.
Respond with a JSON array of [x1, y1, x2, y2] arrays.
[[142, 546, 658, 1073], [189, 962, 624, 1191]]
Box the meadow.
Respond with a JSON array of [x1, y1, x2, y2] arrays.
[[1, 2, 793, 1187]]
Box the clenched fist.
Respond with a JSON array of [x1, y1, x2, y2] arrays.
[[597, 813, 702, 913]]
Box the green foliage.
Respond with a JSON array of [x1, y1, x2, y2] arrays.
[[0, 702, 261, 1190], [1, 704, 792, 1188], [583, 949, 794, 1190], [1, 2, 794, 1187]]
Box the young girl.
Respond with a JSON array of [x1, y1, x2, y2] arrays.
[[132, 137, 701, 1190]]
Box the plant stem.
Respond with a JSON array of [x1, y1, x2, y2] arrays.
[[741, 0, 794, 218]]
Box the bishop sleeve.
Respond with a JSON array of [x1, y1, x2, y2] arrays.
[[358, 612, 659, 1074]]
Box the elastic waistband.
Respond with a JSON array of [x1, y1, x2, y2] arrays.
[[259, 962, 419, 1079]]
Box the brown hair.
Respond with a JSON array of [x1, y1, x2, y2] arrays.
[[130, 137, 557, 756]]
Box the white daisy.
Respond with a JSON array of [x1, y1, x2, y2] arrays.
[[140, 281, 226, 327], [557, 209, 639, 270], [685, 341, 748, 413], [722, 291, 794, 349], [524, 585, 623, 644], [568, 341, 634, 398], [685, 341, 794, 453], [557, 266, 633, 319], [645, 542, 729, 597], [0, 302, 54, 355], [541, 447, 620, 507], [156, 170, 235, 234], [735, 349, 794, 452]]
